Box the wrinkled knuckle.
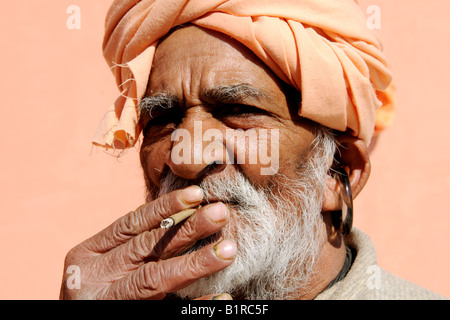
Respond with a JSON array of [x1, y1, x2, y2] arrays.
[[152, 193, 172, 217], [134, 264, 165, 299], [129, 232, 156, 264], [178, 219, 197, 241], [115, 211, 141, 238], [141, 266, 159, 291], [186, 252, 210, 277]]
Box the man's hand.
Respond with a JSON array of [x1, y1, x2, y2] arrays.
[[59, 186, 236, 300]]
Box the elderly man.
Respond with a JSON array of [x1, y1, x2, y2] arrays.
[[60, 0, 443, 300]]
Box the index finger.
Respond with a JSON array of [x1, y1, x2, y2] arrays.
[[82, 185, 203, 253]]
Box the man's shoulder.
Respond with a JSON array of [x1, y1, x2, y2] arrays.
[[315, 228, 447, 300], [376, 269, 446, 300]]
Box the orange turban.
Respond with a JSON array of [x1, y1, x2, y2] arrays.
[[93, 0, 394, 149]]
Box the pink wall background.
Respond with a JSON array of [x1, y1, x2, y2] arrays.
[[0, 0, 448, 299]]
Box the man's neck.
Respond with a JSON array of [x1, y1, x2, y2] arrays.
[[294, 212, 347, 300]]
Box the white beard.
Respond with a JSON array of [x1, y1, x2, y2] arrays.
[[156, 129, 335, 300]]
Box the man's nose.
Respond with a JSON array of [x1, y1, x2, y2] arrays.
[[166, 118, 228, 180]]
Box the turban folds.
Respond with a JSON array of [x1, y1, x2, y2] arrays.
[[93, 0, 394, 149]]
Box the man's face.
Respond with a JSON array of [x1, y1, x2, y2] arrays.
[[139, 26, 318, 191], [138, 26, 333, 299]]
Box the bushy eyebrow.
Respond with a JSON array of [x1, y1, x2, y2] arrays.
[[139, 93, 180, 119], [138, 83, 266, 121], [201, 83, 267, 104]]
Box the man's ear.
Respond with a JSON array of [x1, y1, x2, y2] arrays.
[[322, 136, 371, 212]]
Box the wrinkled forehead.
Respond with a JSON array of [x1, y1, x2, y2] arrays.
[[147, 25, 289, 102]]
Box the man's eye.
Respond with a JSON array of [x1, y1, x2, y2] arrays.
[[153, 112, 180, 124], [143, 112, 182, 133], [215, 104, 266, 118]]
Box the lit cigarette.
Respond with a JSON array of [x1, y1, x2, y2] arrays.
[[160, 206, 202, 229]]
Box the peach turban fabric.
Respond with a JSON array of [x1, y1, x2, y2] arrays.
[[93, 0, 394, 149]]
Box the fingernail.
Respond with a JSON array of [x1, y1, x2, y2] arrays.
[[205, 203, 228, 223], [212, 293, 233, 300], [179, 186, 203, 205], [213, 240, 237, 260]]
